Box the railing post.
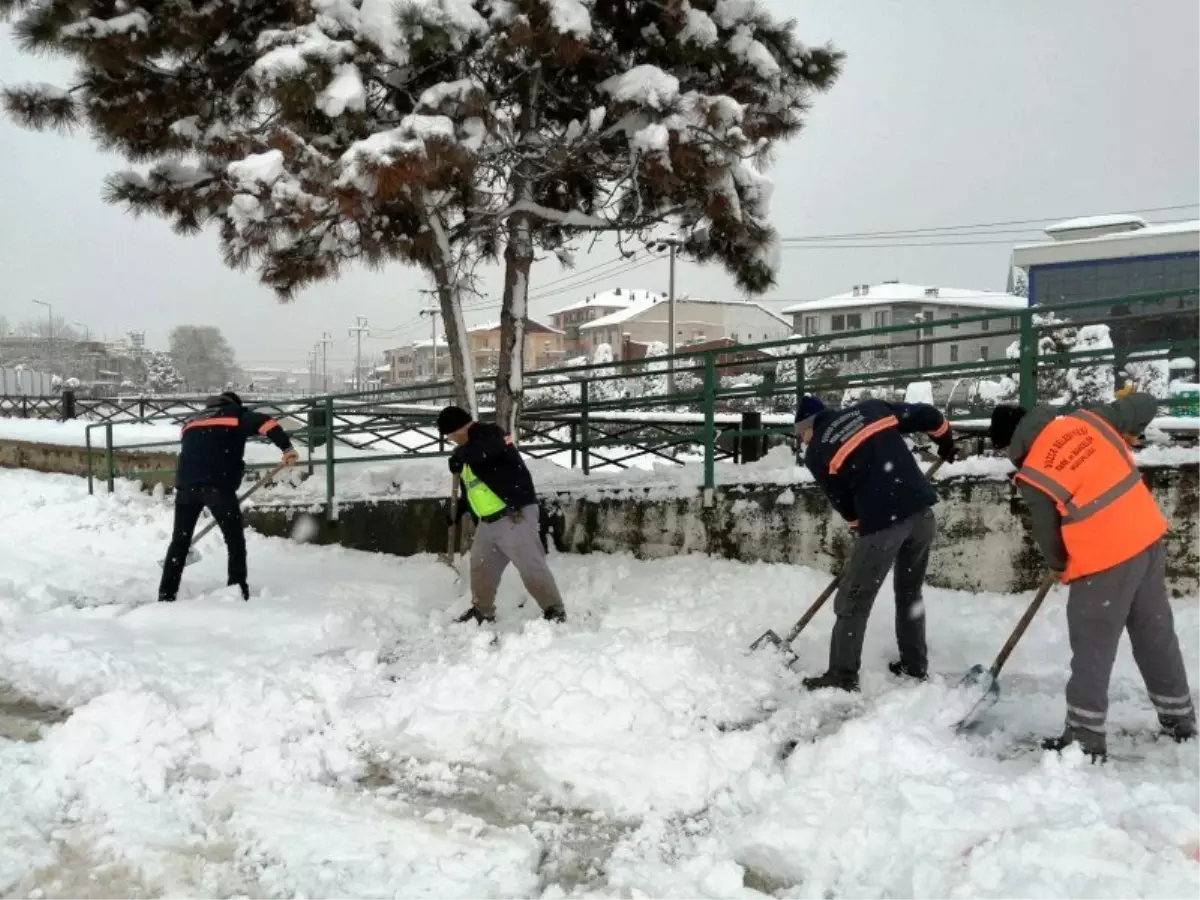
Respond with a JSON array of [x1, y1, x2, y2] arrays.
[[795, 354, 807, 407], [741, 410, 763, 463], [105, 422, 115, 494], [86, 426, 94, 495], [138, 398, 146, 422], [569, 422, 577, 469], [702, 354, 716, 490], [21, 396, 28, 419], [324, 396, 336, 518], [61, 389, 76, 421], [1018, 308, 1037, 409], [580, 380, 590, 476]]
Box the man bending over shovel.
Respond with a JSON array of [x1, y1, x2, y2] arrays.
[[794, 395, 956, 692], [989, 390, 1195, 759], [437, 406, 567, 625]]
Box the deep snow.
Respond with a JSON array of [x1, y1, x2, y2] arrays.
[[0, 468, 1196, 898]]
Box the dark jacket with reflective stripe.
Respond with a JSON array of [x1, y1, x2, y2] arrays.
[[451, 422, 538, 519], [804, 399, 946, 535], [175, 403, 292, 491], [1007, 392, 1159, 571]]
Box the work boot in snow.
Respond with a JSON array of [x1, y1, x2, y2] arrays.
[[801, 671, 859, 693], [887, 660, 928, 682], [158, 594, 176, 603], [542, 606, 567, 624], [230, 582, 250, 601], [1042, 726, 1107, 762], [455, 607, 496, 626], [1159, 714, 1197, 743]]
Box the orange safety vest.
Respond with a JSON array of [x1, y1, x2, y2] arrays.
[[1013, 408, 1166, 582]]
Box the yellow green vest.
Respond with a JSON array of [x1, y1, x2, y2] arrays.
[[462, 464, 506, 518]]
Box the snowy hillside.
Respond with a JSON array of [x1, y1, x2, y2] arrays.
[[0, 469, 1196, 897]]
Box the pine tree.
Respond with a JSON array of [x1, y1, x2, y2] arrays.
[[2, 0, 841, 430]]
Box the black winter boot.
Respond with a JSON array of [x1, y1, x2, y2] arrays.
[[1159, 715, 1197, 744], [801, 671, 860, 693], [888, 660, 928, 682], [542, 607, 567, 624], [233, 582, 250, 601], [1042, 726, 1107, 763], [158, 594, 175, 603], [455, 607, 496, 625]]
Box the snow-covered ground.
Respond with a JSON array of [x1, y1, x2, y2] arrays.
[[0, 468, 1196, 897]]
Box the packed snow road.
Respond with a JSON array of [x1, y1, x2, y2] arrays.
[[0, 469, 1196, 898]]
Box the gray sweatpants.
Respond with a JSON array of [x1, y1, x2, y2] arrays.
[[828, 508, 936, 678], [1064, 539, 1195, 735], [470, 505, 565, 618]]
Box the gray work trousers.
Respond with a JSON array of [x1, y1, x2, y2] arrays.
[[828, 508, 936, 678], [1064, 539, 1195, 735], [470, 505, 565, 617]]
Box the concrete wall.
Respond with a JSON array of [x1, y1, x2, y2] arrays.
[[1, 437, 1194, 596], [0, 438, 176, 488]]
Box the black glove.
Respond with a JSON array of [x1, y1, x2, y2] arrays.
[[448, 454, 464, 474], [935, 436, 956, 463]]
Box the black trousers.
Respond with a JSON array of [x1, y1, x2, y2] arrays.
[[158, 486, 246, 600]]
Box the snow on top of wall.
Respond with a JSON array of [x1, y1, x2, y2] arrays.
[[1169, 357, 1196, 370], [782, 283, 1027, 315]]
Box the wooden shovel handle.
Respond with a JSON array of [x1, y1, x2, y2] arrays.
[[192, 461, 288, 544], [989, 572, 1059, 678]]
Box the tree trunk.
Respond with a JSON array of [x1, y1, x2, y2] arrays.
[[425, 206, 477, 415], [495, 65, 541, 437]]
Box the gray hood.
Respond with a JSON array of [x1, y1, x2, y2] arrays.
[[1007, 405, 1059, 467]]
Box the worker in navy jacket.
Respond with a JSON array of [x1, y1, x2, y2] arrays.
[[158, 391, 297, 602], [795, 395, 955, 692]]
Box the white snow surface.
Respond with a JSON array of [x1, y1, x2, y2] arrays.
[[0, 468, 1196, 897]]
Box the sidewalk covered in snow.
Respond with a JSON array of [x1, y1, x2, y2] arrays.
[[0, 469, 1196, 897]]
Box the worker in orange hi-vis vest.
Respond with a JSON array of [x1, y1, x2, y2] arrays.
[[989, 389, 1195, 761]]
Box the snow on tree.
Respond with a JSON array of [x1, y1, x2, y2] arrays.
[[141, 350, 184, 394], [1002, 314, 1115, 407], [2, 0, 841, 433], [1122, 351, 1171, 400], [1064, 324, 1114, 406], [169, 326, 236, 391]]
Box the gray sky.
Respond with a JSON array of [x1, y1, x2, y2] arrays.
[[1, 0, 1196, 375]]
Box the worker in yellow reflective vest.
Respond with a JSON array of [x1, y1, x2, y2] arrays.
[[437, 405, 567, 625]]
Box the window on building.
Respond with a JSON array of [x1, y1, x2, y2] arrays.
[[845, 348, 861, 362], [981, 316, 990, 332], [1010, 316, 1020, 329], [979, 345, 990, 361], [874, 346, 889, 360], [731, 332, 738, 342], [847, 313, 862, 330], [803, 316, 819, 336], [950, 344, 959, 363], [873, 310, 889, 328], [951, 313, 960, 330], [831, 314, 846, 332], [923, 311, 934, 337]]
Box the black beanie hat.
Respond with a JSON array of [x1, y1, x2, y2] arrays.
[[437, 405, 473, 435], [220, 390, 243, 407], [989, 405, 1027, 450]]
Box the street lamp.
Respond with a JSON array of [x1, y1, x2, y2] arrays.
[[74, 320, 91, 343]]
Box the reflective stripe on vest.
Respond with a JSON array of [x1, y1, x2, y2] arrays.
[[462, 463, 506, 518], [828, 415, 899, 475], [1014, 409, 1166, 581]]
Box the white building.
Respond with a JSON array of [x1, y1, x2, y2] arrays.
[[782, 281, 1027, 370], [579, 296, 793, 360], [548, 288, 662, 356]]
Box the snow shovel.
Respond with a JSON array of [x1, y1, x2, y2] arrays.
[[162, 461, 288, 568], [438, 475, 465, 584], [955, 571, 1059, 731], [748, 456, 946, 665]]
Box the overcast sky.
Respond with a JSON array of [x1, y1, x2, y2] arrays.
[[0, 0, 1196, 375]]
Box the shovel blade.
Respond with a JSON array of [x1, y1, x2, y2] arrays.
[[749, 630, 783, 653], [955, 664, 1000, 732], [160, 548, 202, 569]]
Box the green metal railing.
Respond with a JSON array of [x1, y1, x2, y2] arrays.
[[78, 288, 1197, 504]]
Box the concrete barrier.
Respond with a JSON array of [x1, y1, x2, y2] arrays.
[[0, 438, 176, 489]]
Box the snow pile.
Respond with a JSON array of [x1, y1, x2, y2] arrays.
[[0, 469, 1194, 897]]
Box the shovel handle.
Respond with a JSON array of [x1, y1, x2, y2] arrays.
[[191, 461, 288, 544], [445, 475, 462, 560], [988, 572, 1059, 678]]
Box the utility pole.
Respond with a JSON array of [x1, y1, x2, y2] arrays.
[[320, 332, 334, 392], [32, 300, 52, 360], [419, 306, 440, 383], [308, 348, 317, 391], [74, 321, 90, 343], [653, 238, 681, 397], [347, 315, 369, 391]]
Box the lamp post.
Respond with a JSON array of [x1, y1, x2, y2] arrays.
[[32, 299, 52, 350]]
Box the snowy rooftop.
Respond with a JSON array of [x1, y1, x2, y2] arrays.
[[549, 288, 661, 317], [580, 296, 792, 331], [1044, 213, 1148, 235], [781, 283, 1027, 315], [468, 318, 562, 335], [1013, 219, 1200, 268]]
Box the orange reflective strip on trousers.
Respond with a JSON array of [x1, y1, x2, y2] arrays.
[[1014, 412, 1167, 581]]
